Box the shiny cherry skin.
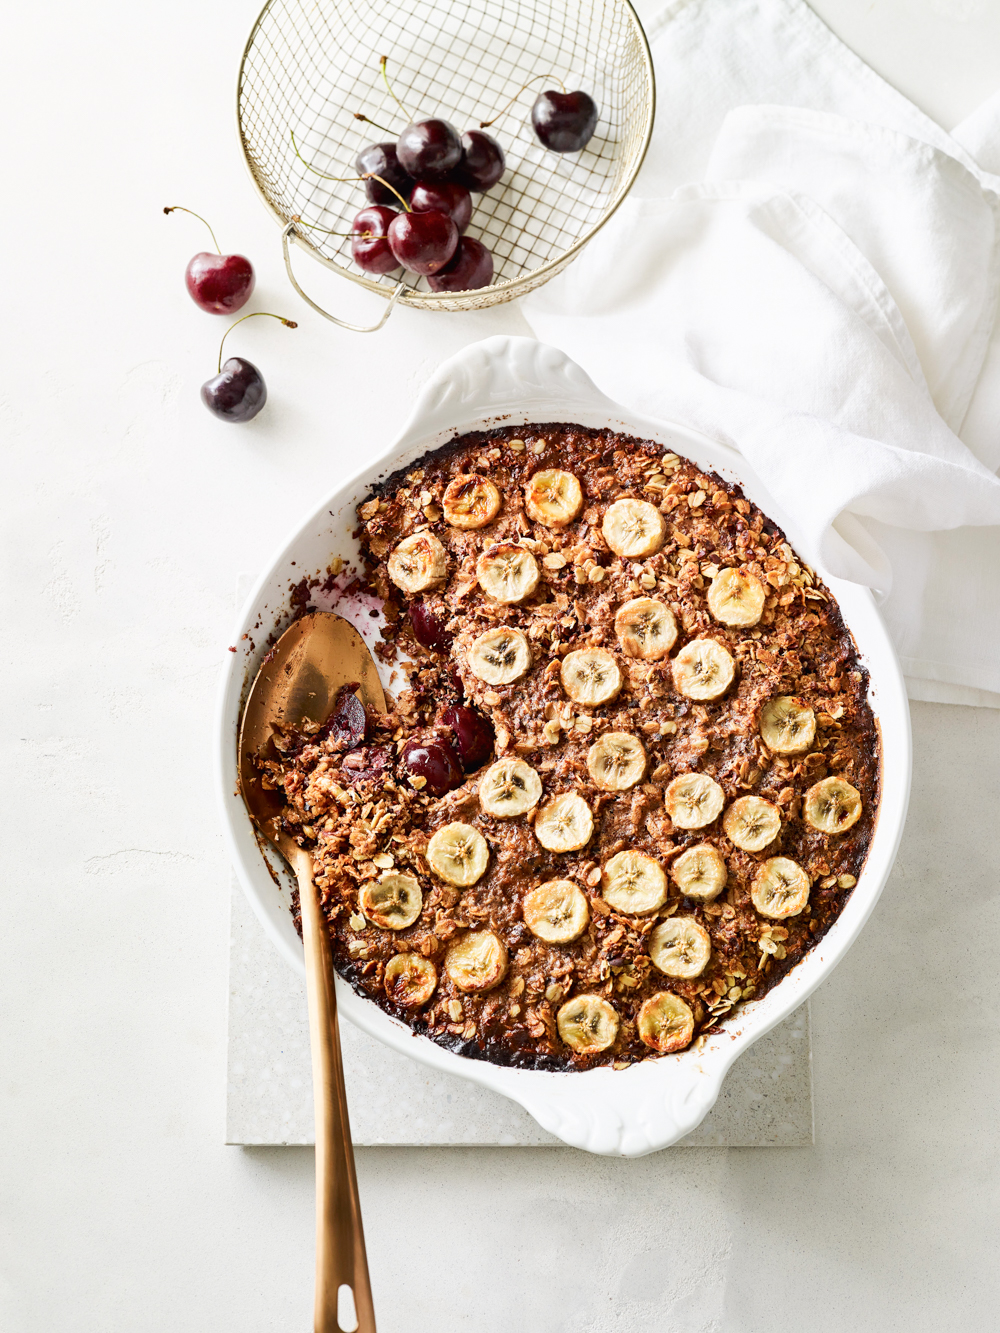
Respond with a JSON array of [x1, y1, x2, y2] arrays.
[[408, 601, 452, 650], [453, 130, 505, 191], [388, 209, 458, 275], [441, 705, 494, 771], [410, 180, 472, 233], [428, 236, 493, 292], [351, 205, 399, 274], [402, 737, 464, 796], [185, 252, 255, 314], [396, 119, 463, 181], [200, 357, 266, 422], [531, 90, 598, 153], [355, 142, 415, 206]]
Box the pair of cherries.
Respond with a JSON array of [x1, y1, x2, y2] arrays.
[[166, 206, 296, 423]]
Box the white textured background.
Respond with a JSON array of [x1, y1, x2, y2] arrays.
[[3, 1, 1000, 1329]]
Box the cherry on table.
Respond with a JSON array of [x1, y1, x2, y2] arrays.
[[402, 736, 464, 796], [355, 142, 415, 206], [165, 206, 255, 314], [411, 180, 472, 233], [351, 205, 399, 274], [388, 208, 458, 275], [200, 312, 296, 424], [531, 91, 598, 152], [441, 705, 494, 771], [453, 130, 505, 192], [397, 119, 463, 181], [428, 236, 493, 292]]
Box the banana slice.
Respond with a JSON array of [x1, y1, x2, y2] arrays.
[[444, 929, 508, 992], [586, 732, 647, 791], [384, 953, 437, 1007], [442, 475, 502, 530], [723, 795, 781, 852], [387, 532, 449, 595], [359, 872, 422, 930], [534, 792, 594, 853], [803, 776, 862, 834], [670, 843, 727, 901], [637, 991, 695, 1053], [649, 915, 712, 979], [601, 850, 668, 915], [479, 758, 543, 817], [524, 469, 583, 527], [664, 773, 725, 829], [560, 648, 622, 706], [752, 857, 811, 919], [614, 597, 678, 660], [759, 696, 816, 754], [602, 498, 667, 559], [706, 566, 766, 626], [467, 627, 532, 685], [556, 995, 619, 1054], [426, 822, 489, 886], [522, 879, 590, 943], [476, 543, 540, 604], [671, 638, 735, 700]]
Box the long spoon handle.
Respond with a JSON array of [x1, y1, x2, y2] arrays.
[[296, 854, 377, 1333]]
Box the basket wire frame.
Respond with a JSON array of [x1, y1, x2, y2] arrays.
[[237, 0, 654, 313]]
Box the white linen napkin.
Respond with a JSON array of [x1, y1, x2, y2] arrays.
[[522, 0, 1000, 705]]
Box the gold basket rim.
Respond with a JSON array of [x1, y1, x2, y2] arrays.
[[235, 0, 656, 307]]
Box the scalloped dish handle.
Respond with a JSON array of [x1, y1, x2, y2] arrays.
[[394, 335, 622, 449]]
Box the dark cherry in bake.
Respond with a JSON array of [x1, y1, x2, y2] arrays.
[[340, 744, 392, 787], [396, 119, 463, 181], [402, 737, 464, 795], [200, 357, 266, 422], [321, 685, 368, 748], [350, 205, 399, 274], [410, 180, 472, 233], [388, 208, 458, 275], [531, 90, 598, 152], [453, 130, 505, 191], [428, 236, 493, 292], [409, 601, 451, 650], [355, 142, 415, 205], [441, 705, 493, 771]]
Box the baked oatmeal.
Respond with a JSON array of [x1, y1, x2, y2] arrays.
[[264, 424, 880, 1070]]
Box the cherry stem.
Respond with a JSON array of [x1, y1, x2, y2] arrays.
[[217, 312, 297, 375], [291, 215, 387, 239], [380, 55, 412, 120], [354, 112, 397, 135], [163, 205, 221, 254], [479, 73, 568, 128], [289, 133, 411, 210]]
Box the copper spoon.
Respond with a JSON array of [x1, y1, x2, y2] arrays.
[[238, 610, 385, 1333]]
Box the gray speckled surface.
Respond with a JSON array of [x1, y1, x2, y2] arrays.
[[226, 880, 813, 1147]]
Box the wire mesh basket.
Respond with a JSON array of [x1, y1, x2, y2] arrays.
[[237, 0, 655, 330]]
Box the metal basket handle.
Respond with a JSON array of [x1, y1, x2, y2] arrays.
[[281, 222, 405, 333]]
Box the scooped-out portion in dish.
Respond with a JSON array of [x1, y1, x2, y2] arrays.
[[263, 425, 880, 1070]]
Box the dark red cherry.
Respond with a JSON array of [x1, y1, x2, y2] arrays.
[[408, 601, 452, 651], [402, 737, 464, 796], [427, 237, 493, 292], [441, 705, 494, 771], [185, 252, 255, 314], [201, 357, 266, 422], [453, 130, 505, 192], [320, 684, 368, 748], [350, 205, 399, 274], [355, 142, 415, 205], [410, 180, 472, 233], [340, 744, 392, 788], [397, 119, 462, 181], [388, 209, 458, 275], [531, 90, 598, 153]]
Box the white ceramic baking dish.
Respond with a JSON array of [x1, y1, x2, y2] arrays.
[[215, 335, 911, 1156]]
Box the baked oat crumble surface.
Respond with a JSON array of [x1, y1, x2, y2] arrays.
[[263, 425, 880, 1071]]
